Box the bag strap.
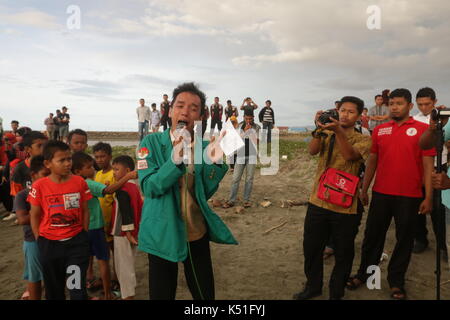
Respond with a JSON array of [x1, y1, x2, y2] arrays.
[[325, 133, 336, 168]]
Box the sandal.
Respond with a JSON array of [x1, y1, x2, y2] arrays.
[[86, 277, 103, 291], [20, 290, 30, 300], [323, 247, 334, 260], [346, 276, 364, 291], [243, 201, 252, 208], [222, 201, 235, 209], [111, 280, 120, 292], [390, 287, 407, 300]]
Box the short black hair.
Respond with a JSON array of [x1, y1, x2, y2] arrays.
[[266, 100, 272, 105], [68, 129, 87, 143], [151, 103, 156, 107], [62, 106, 67, 110], [339, 96, 365, 114], [22, 131, 47, 147], [92, 142, 112, 156], [416, 87, 436, 100], [172, 82, 206, 116], [227, 100, 231, 104], [112, 155, 135, 171], [11, 120, 19, 125], [30, 155, 46, 174], [375, 94, 382, 100], [389, 88, 412, 104], [71, 151, 94, 173], [43, 140, 70, 161], [16, 127, 32, 137], [363, 107, 368, 111]]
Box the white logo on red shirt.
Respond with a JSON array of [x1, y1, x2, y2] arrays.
[[29, 188, 37, 198], [378, 127, 392, 136], [406, 128, 417, 136], [63, 193, 80, 210]]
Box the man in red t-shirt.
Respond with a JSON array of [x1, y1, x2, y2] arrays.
[[346, 89, 435, 300], [28, 141, 92, 300]]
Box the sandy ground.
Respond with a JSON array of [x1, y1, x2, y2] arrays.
[[1, 137, 450, 300]]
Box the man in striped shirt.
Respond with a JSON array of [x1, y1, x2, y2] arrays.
[[258, 100, 275, 144]]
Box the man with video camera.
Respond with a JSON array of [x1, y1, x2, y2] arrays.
[[293, 96, 371, 300], [347, 89, 435, 300]]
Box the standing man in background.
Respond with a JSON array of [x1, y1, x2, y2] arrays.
[[58, 107, 70, 143], [368, 95, 389, 133], [44, 113, 55, 140], [210, 97, 223, 137], [258, 100, 275, 144], [160, 94, 172, 131], [137, 98, 151, 142]]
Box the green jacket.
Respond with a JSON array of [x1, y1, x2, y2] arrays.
[[137, 129, 238, 262]]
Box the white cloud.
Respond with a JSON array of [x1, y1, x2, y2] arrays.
[[0, 8, 60, 29]]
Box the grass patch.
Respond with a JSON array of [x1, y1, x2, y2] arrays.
[[86, 145, 137, 161]]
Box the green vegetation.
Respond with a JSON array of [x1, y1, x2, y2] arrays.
[[86, 145, 137, 161], [85, 138, 308, 165]]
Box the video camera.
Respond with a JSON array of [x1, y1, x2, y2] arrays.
[[431, 108, 450, 121]]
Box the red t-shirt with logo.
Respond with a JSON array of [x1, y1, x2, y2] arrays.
[[371, 117, 436, 198], [28, 175, 92, 240]]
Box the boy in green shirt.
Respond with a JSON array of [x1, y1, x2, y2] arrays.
[[72, 151, 137, 299]]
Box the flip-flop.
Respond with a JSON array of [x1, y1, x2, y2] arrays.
[[86, 277, 103, 291], [346, 276, 364, 291], [323, 247, 334, 259], [222, 202, 234, 209], [20, 291, 30, 300], [243, 202, 252, 208]]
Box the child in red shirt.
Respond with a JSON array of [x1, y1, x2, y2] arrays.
[[28, 141, 92, 300]]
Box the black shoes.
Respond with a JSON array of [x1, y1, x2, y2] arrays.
[[293, 288, 322, 300]]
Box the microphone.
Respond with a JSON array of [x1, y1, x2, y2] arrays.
[[175, 121, 190, 163]]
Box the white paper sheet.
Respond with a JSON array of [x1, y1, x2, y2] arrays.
[[219, 120, 245, 157]]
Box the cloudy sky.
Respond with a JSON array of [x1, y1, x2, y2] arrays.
[[1, 0, 449, 131]]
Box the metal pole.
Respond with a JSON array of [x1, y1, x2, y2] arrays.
[[435, 120, 444, 300]]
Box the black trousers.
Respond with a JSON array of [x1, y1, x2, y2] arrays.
[[414, 188, 447, 251], [38, 231, 90, 300], [0, 182, 13, 212], [201, 120, 208, 138], [148, 235, 215, 300], [210, 119, 222, 132], [303, 203, 362, 299], [356, 191, 421, 289], [161, 117, 172, 131]]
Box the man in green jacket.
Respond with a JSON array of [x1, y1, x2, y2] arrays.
[[137, 82, 238, 300]]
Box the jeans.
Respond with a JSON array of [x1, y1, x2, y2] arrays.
[[138, 121, 149, 141], [229, 158, 256, 203]]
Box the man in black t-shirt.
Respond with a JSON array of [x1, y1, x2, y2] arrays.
[[160, 94, 172, 131], [210, 97, 223, 136], [240, 97, 258, 117], [58, 107, 70, 142]]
